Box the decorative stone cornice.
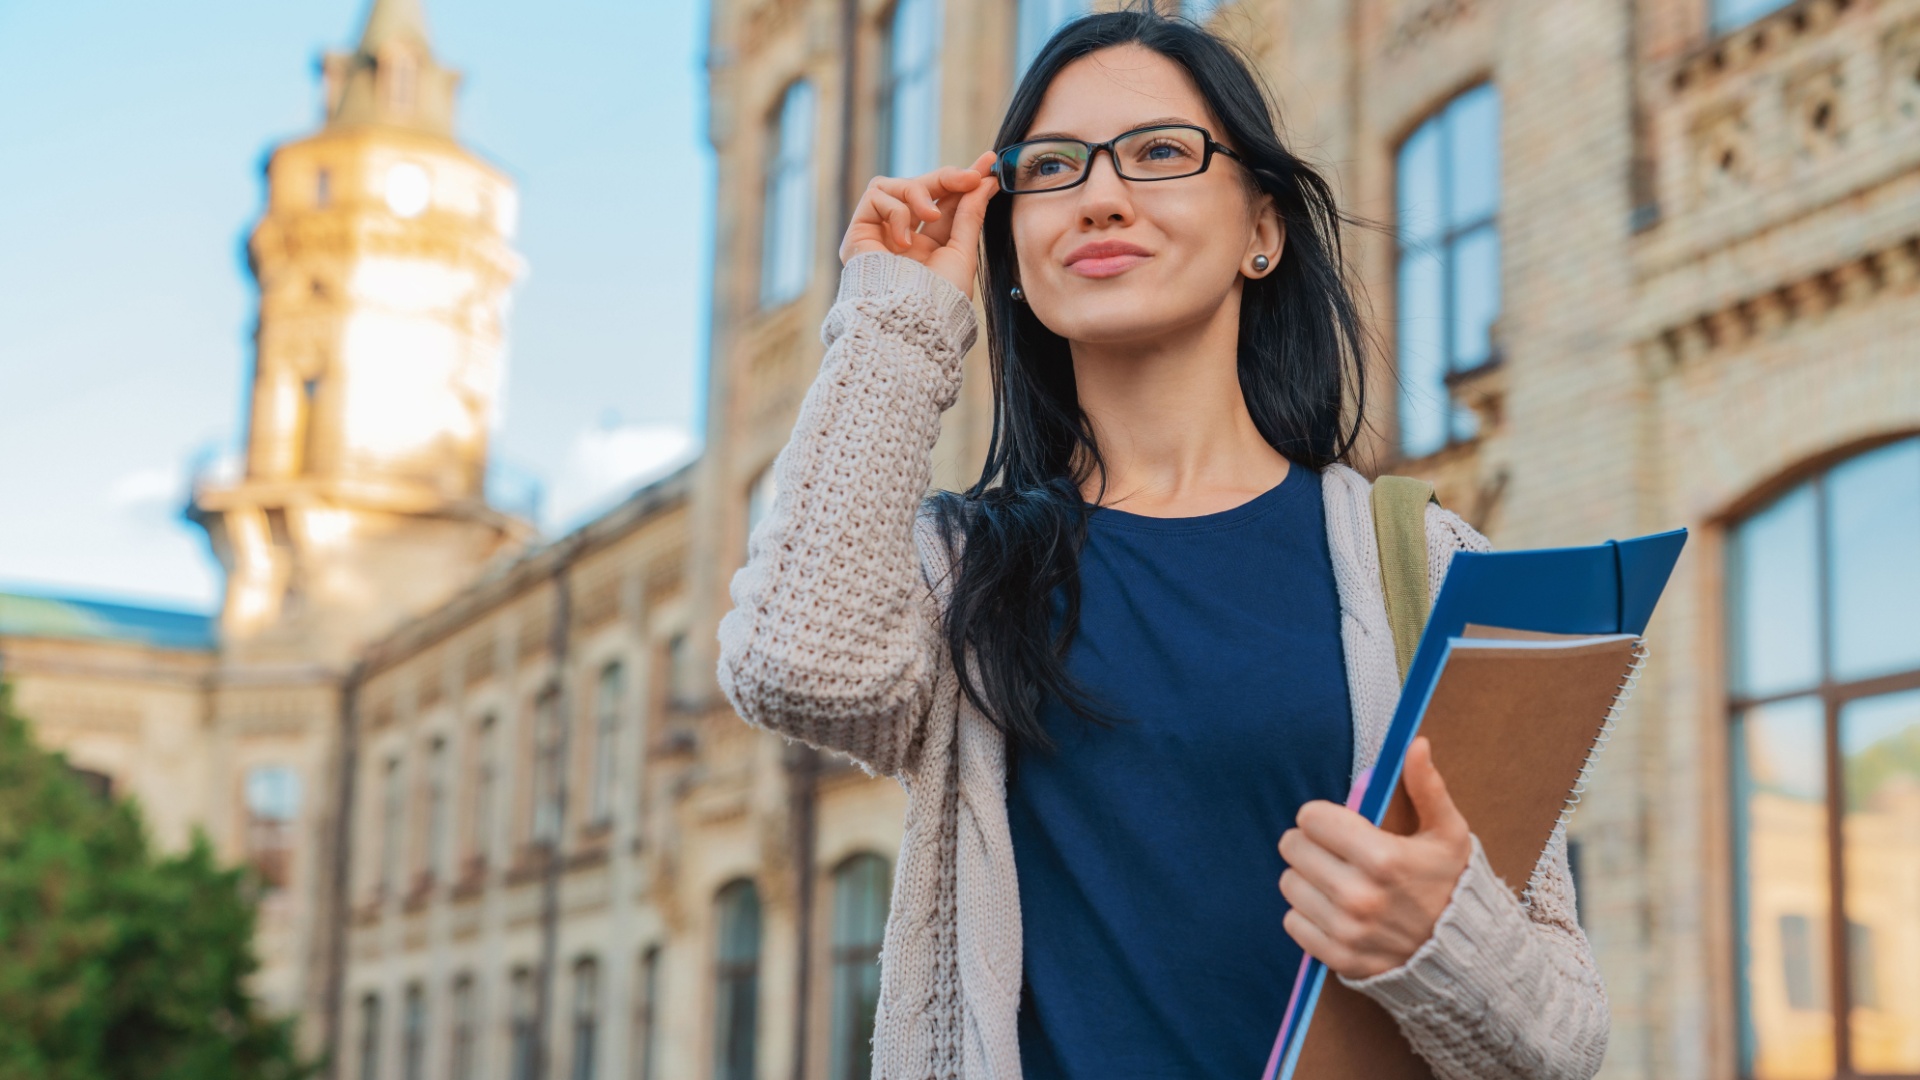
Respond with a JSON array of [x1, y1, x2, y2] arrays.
[[1669, 0, 1856, 94], [1647, 232, 1920, 371]]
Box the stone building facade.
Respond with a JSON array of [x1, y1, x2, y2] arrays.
[[3, 0, 1916, 1078]]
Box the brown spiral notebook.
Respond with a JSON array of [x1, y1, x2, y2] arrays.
[[1289, 626, 1647, 1079]]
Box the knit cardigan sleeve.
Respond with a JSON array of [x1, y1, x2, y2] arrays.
[[715, 252, 974, 778], [1339, 504, 1610, 1080]]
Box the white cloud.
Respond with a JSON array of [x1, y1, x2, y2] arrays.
[[543, 421, 698, 531]]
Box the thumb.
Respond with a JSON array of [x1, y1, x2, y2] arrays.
[[1404, 736, 1468, 847]]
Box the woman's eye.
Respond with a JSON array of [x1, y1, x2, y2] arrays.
[[1139, 140, 1192, 161]]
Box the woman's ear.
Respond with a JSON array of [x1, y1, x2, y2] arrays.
[[1247, 192, 1286, 277]]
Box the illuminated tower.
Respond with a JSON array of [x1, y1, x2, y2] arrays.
[[193, 0, 528, 665]]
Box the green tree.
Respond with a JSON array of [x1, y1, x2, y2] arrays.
[[0, 685, 314, 1080]]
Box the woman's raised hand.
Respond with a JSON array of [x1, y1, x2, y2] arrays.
[[839, 151, 1000, 301]]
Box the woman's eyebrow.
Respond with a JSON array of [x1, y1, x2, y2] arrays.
[[1020, 116, 1201, 141]]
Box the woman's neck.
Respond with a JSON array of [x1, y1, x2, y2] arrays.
[[1070, 306, 1290, 518]]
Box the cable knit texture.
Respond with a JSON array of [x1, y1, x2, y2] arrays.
[[717, 251, 1609, 1080]]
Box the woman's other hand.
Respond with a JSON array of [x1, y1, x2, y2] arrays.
[[1277, 736, 1474, 980], [839, 151, 999, 301]]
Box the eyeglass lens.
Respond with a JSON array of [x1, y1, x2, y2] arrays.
[[1000, 126, 1210, 192]]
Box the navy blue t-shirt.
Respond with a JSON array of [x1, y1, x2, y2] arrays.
[[1006, 463, 1354, 1079]]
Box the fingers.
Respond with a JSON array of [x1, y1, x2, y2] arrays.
[[1282, 908, 1355, 974], [1278, 826, 1379, 914], [1294, 799, 1393, 876], [922, 173, 998, 249], [1404, 736, 1469, 848], [866, 189, 920, 250]]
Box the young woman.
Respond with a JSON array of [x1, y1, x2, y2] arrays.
[[719, 10, 1606, 1080]]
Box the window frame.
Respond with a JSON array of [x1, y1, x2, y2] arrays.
[[827, 854, 891, 1080], [877, 0, 944, 179], [760, 79, 819, 310], [1725, 435, 1920, 1078], [1391, 82, 1503, 460], [712, 880, 762, 1080]]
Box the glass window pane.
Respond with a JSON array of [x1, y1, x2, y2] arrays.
[[1396, 247, 1448, 458], [887, 0, 942, 178], [829, 856, 890, 1080], [1015, 0, 1090, 76], [1826, 438, 1920, 683], [1446, 86, 1501, 228], [1396, 120, 1443, 250], [1730, 484, 1823, 698], [1840, 688, 1920, 1073], [1449, 224, 1500, 372], [1732, 696, 1834, 1080], [1713, 0, 1795, 33]]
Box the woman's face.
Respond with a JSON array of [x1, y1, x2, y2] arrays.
[[1008, 44, 1278, 347]]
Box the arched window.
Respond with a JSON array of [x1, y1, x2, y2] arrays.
[[245, 764, 300, 891], [508, 968, 536, 1080], [828, 855, 892, 1080], [713, 880, 762, 1080], [448, 974, 478, 1080], [469, 714, 497, 868], [634, 945, 663, 1080], [590, 663, 624, 825], [880, 0, 943, 178], [358, 992, 383, 1080], [423, 737, 449, 881], [401, 984, 426, 1080], [1727, 436, 1920, 1077], [530, 686, 564, 844], [761, 80, 818, 308], [1014, 0, 1090, 78], [380, 756, 405, 895], [571, 957, 600, 1080], [1394, 83, 1501, 458]]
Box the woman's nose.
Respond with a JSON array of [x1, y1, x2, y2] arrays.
[[1076, 151, 1135, 225]]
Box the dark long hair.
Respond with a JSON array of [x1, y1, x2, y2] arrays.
[[928, 7, 1374, 753]]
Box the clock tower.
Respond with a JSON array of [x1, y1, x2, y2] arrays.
[[193, 0, 528, 665]]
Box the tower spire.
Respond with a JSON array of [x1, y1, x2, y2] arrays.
[[321, 0, 460, 137], [356, 0, 434, 58]]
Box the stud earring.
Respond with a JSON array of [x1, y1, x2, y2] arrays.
[[1251, 254, 1271, 273], [1010, 284, 1027, 303]]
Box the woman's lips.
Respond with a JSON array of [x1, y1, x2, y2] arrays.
[[1067, 253, 1149, 278]]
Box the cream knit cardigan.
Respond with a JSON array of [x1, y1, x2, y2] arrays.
[[718, 252, 1609, 1080]]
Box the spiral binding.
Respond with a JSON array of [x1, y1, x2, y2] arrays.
[[1520, 636, 1650, 907]]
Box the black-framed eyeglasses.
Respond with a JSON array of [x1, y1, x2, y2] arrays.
[[992, 124, 1242, 194]]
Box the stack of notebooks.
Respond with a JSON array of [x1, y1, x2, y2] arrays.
[[1263, 527, 1688, 1080]]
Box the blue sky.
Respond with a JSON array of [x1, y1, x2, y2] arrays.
[[0, 0, 712, 610]]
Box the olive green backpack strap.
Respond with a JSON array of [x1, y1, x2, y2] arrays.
[[1371, 475, 1439, 684]]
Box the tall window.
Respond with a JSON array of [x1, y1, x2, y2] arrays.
[[509, 968, 537, 1080], [590, 663, 624, 825], [571, 958, 600, 1080], [401, 984, 426, 1080], [449, 974, 478, 1080], [879, 0, 943, 178], [761, 80, 817, 308], [1728, 436, 1920, 1078], [359, 993, 383, 1080], [1014, 0, 1090, 77], [380, 756, 404, 894], [470, 714, 497, 866], [424, 738, 449, 881], [245, 765, 301, 891], [1713, 0, 1795, 33], [1394, 83, 1501, 458], [634, 946, 662, 1080], [531, 687, 564, 845], [712, 880, 762, 1080], [828, 855, 891, 1080]]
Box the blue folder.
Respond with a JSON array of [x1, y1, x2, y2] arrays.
[[1266, 527, 1687, 1080]]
